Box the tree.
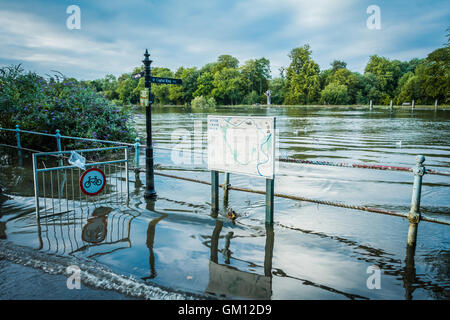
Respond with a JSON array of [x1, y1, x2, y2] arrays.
[[320, 83, 350, 105], [102, 74, 119, 100], [240, 58, 271, 98], [397, 73, 424, 104], [213, 55, 239, 73], [361, 72, 383, 104], [194, 72, 214, 98], [420, 46, 449, 103], [364, 55, 403, 99], [331, 60, 347, 73], [319, 69, 332, 90], [151, 67, 174, 104], [212, 67, 243, 105], [284, 45, 321, 105], [328, 68, 361, 104], [269, 77, 286, 105], [116, 76, 138, 104], [179, 67, 200, 104]]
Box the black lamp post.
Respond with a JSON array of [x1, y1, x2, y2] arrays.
[[143, 49, 156, 199]]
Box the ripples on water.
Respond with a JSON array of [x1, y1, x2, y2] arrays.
[[0, 107, 449, 299]]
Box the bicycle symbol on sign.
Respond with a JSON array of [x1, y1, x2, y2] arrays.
[[80, 168, 106, 196], [84, 176, 103, 188]]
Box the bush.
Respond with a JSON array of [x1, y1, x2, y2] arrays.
[[320, 83, 350, 105], [0, 65, 137, 151], [191, 95, 216, 108], [243, 91, 260, 105]]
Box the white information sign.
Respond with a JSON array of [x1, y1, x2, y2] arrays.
[[140, 89, 149, 106], [207, 115, 276, 179]]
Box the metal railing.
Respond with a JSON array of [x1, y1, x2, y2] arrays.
[[1, 126, 449, 236], [32, 146, 130, 220]]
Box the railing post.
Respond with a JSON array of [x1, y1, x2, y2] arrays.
[[369, 100, 373, 111], [435, 99, 438, 112], [390, 100, 393, 112], [15, 125, 21, 149], [223, 172, 230, 206], [266, 179, 274, 225], [125, 147, 130, 204], [211, 170, 219, 213], [411, 100, 415, 111], [55, 129, 62, 152], [134, 137, 140, 172], [407, 155, 425, 248]]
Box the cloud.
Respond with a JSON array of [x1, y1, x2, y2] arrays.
[[0, 9, 139, 78], [0, 0, 448, 79]]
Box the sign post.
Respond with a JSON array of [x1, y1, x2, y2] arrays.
[[207, 116, 276, 224], [133, 50, 182, 199], [142, 49, 156, 199]]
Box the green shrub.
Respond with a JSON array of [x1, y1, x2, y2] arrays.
[[0, 65, 136, 151], [191, 95, 216, 108], [320, 83, 350, 105]]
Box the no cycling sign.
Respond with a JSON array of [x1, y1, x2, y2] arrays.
[[80, 168, 106, 196]]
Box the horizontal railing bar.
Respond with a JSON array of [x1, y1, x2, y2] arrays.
[[34, 146, 127, 157], [128, 167, 450, 227], [60, 134, 137, 146], [0, 127, 17, 132], [19, 129, 57, 137], [36, 159, 128, 172]]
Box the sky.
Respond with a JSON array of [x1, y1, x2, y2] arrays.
[[0, 0, 448, 80]]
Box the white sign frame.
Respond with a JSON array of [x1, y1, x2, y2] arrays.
[[207, 115, 276, 179]]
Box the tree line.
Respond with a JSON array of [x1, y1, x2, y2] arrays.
[[87, 34, 449, 107]]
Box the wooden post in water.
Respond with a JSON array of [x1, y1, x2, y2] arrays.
[[369, 100, 373, 111], [435, 99, 438, 112], [390, 100, 393, 113], [407, 155, 425, 249], [411, 100, 415, 111]]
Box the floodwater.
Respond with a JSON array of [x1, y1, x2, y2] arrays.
[[0, 106, 449, 300]]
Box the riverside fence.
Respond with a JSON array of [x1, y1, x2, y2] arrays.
[[1, 125, 449, 251]]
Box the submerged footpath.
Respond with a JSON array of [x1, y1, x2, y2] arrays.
[[0, 239, 202, 300]]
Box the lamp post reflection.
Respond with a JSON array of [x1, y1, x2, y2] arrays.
[[142, 199, 168, 281]]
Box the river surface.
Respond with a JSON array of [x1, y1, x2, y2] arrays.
[[1, 106, 449, 300]]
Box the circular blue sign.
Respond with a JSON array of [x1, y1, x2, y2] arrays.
[[79, 168, 106, 196]]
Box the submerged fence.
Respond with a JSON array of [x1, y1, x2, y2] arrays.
[[31, 146, 130, 219], [1, 126, 449, 245]]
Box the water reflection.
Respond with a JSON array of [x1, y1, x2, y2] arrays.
[[403, 245, 417, 300], [81, 207, 112, 244], [142, 199, 168, 281], [206, 217, 274, 299], [36, 203, 139, 257]]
